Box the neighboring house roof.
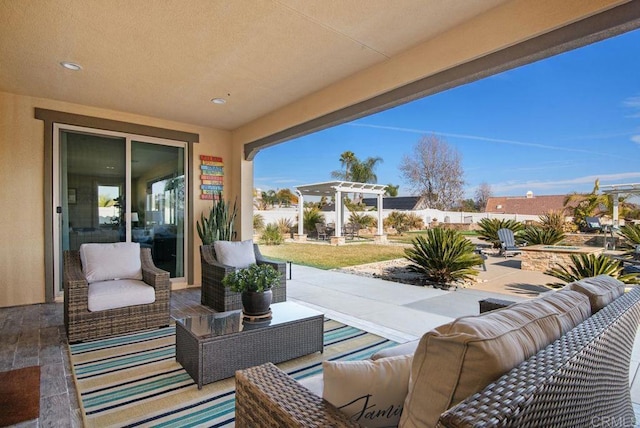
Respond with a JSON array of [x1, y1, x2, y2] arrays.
[[362, 196, 428, 210], [484, 194, 571, 215]]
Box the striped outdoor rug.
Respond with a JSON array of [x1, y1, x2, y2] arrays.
[[69, 319, 398, 427]]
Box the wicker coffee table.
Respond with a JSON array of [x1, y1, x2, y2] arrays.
[[175, 301, 324, 388]]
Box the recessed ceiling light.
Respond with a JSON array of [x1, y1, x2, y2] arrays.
[[210, 97, 227, 105], [60, 61, 82, 71]]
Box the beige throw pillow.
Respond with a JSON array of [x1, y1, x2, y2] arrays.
[[323, 355, 412, 428]]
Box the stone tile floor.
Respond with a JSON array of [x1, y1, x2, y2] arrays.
[[0, 288, 211, 427]]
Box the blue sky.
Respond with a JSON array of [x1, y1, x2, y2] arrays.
[[254, 28, 640, 200]]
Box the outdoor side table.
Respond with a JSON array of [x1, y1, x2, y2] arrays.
[[175, 301, 324, 389]]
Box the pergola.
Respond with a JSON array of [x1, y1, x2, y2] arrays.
[[600, 183, 640, 226], [295, 181, 387, 240]]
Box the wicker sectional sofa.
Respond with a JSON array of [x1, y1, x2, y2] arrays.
[[235, 276, 640, 427]]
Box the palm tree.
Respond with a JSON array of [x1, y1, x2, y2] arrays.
[[331, 151, 357, 181], [564, 179, 608, 230], [350, 156, 382, 183], [385, 184, 399, 197]]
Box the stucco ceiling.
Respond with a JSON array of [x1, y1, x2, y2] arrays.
[[0, 0, 509, 131]]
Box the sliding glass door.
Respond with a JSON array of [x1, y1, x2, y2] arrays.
[[54, 125, 187, 297]]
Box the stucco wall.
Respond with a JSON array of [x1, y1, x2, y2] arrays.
[[0, 91, 231, 307]]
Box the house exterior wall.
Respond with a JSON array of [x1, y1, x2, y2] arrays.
[[0, 91, 232, 307]]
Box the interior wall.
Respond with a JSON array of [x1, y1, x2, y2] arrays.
[[0, 90, 232, 308]]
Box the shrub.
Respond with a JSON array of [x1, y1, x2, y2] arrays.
[[260, 223, 284, 245], [538, 210, 565, 233], [520, 226, 564, 246], [276, 217, 293, 236], [405, 213, 425, 230], [476, 218, 524, 248], [385, 211, 409, 235], [303, 207, 324, 234], [253, 213, 265, 232], [222, 263, 281, 292], [404, 228, 483, 289], [349, 212, 376, 229], [546, 253, 639, 287]]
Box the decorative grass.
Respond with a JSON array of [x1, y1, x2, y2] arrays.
[[259, 243, 407, 269]]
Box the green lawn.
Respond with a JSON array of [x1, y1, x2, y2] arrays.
[[258, 242, 407, 270]]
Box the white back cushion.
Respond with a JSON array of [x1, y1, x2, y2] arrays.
[[88, 279, 155, 311], [80, 242, 143, 284], [214, 239, 256, 268]]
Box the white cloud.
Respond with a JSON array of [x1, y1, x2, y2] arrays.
[[623, 96, 640, 108], [631, 135, 640, 145], [348, 123, 628, 159]]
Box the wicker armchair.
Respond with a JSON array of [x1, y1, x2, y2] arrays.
[[200, 244, 286, 312], [63, 247, 171, 342]]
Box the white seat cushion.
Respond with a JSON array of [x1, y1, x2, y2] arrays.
[[87, 279, 155, 312], [213, 239, 256, 268], [80, 242, 143, 283]]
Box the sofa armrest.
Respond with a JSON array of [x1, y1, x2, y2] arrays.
[[140, 248, 171, 302], [63, 250, 89, 311], [235, 363, 360, 428]]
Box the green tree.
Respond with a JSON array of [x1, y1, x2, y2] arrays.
[[564, 179, 611, 231], [384, 184, 399, 197], [98, 194, 114, 207]]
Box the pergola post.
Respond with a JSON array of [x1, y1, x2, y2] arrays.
[[613, 193, 619, 227], [377, 193, 383, 235], [334, 190, 342, 237], [294, 190, 306, 241]]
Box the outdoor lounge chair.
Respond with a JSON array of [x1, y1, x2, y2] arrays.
[[64, 243, 171, 342], [497, 228, 522, 257], [315, 223, 328, 240], [584, 216, 602, 233], [200, 242, 286, 312]]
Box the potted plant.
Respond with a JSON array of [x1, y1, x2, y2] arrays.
[[197, 193, 238, 245], [222, 264, 281, 316]]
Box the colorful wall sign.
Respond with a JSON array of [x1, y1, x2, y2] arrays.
[[200, 155, 223, 200]]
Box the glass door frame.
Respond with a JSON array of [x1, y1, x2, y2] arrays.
[[53, 123, 189, 300]]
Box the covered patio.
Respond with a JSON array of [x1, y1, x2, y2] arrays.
[[601, 182, 640, 227], [295, 181, 387, 245]]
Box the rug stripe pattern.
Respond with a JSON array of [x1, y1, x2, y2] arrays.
[[69, 318, 397, 427]]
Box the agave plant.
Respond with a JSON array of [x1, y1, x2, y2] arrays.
[[476, 218, 524, 248], [546, 253, 639, 287], [404, 228, 483, 289], [196, 194, 238, 245], [520, 226, 564, 246], [618, 224, 640, 249]]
